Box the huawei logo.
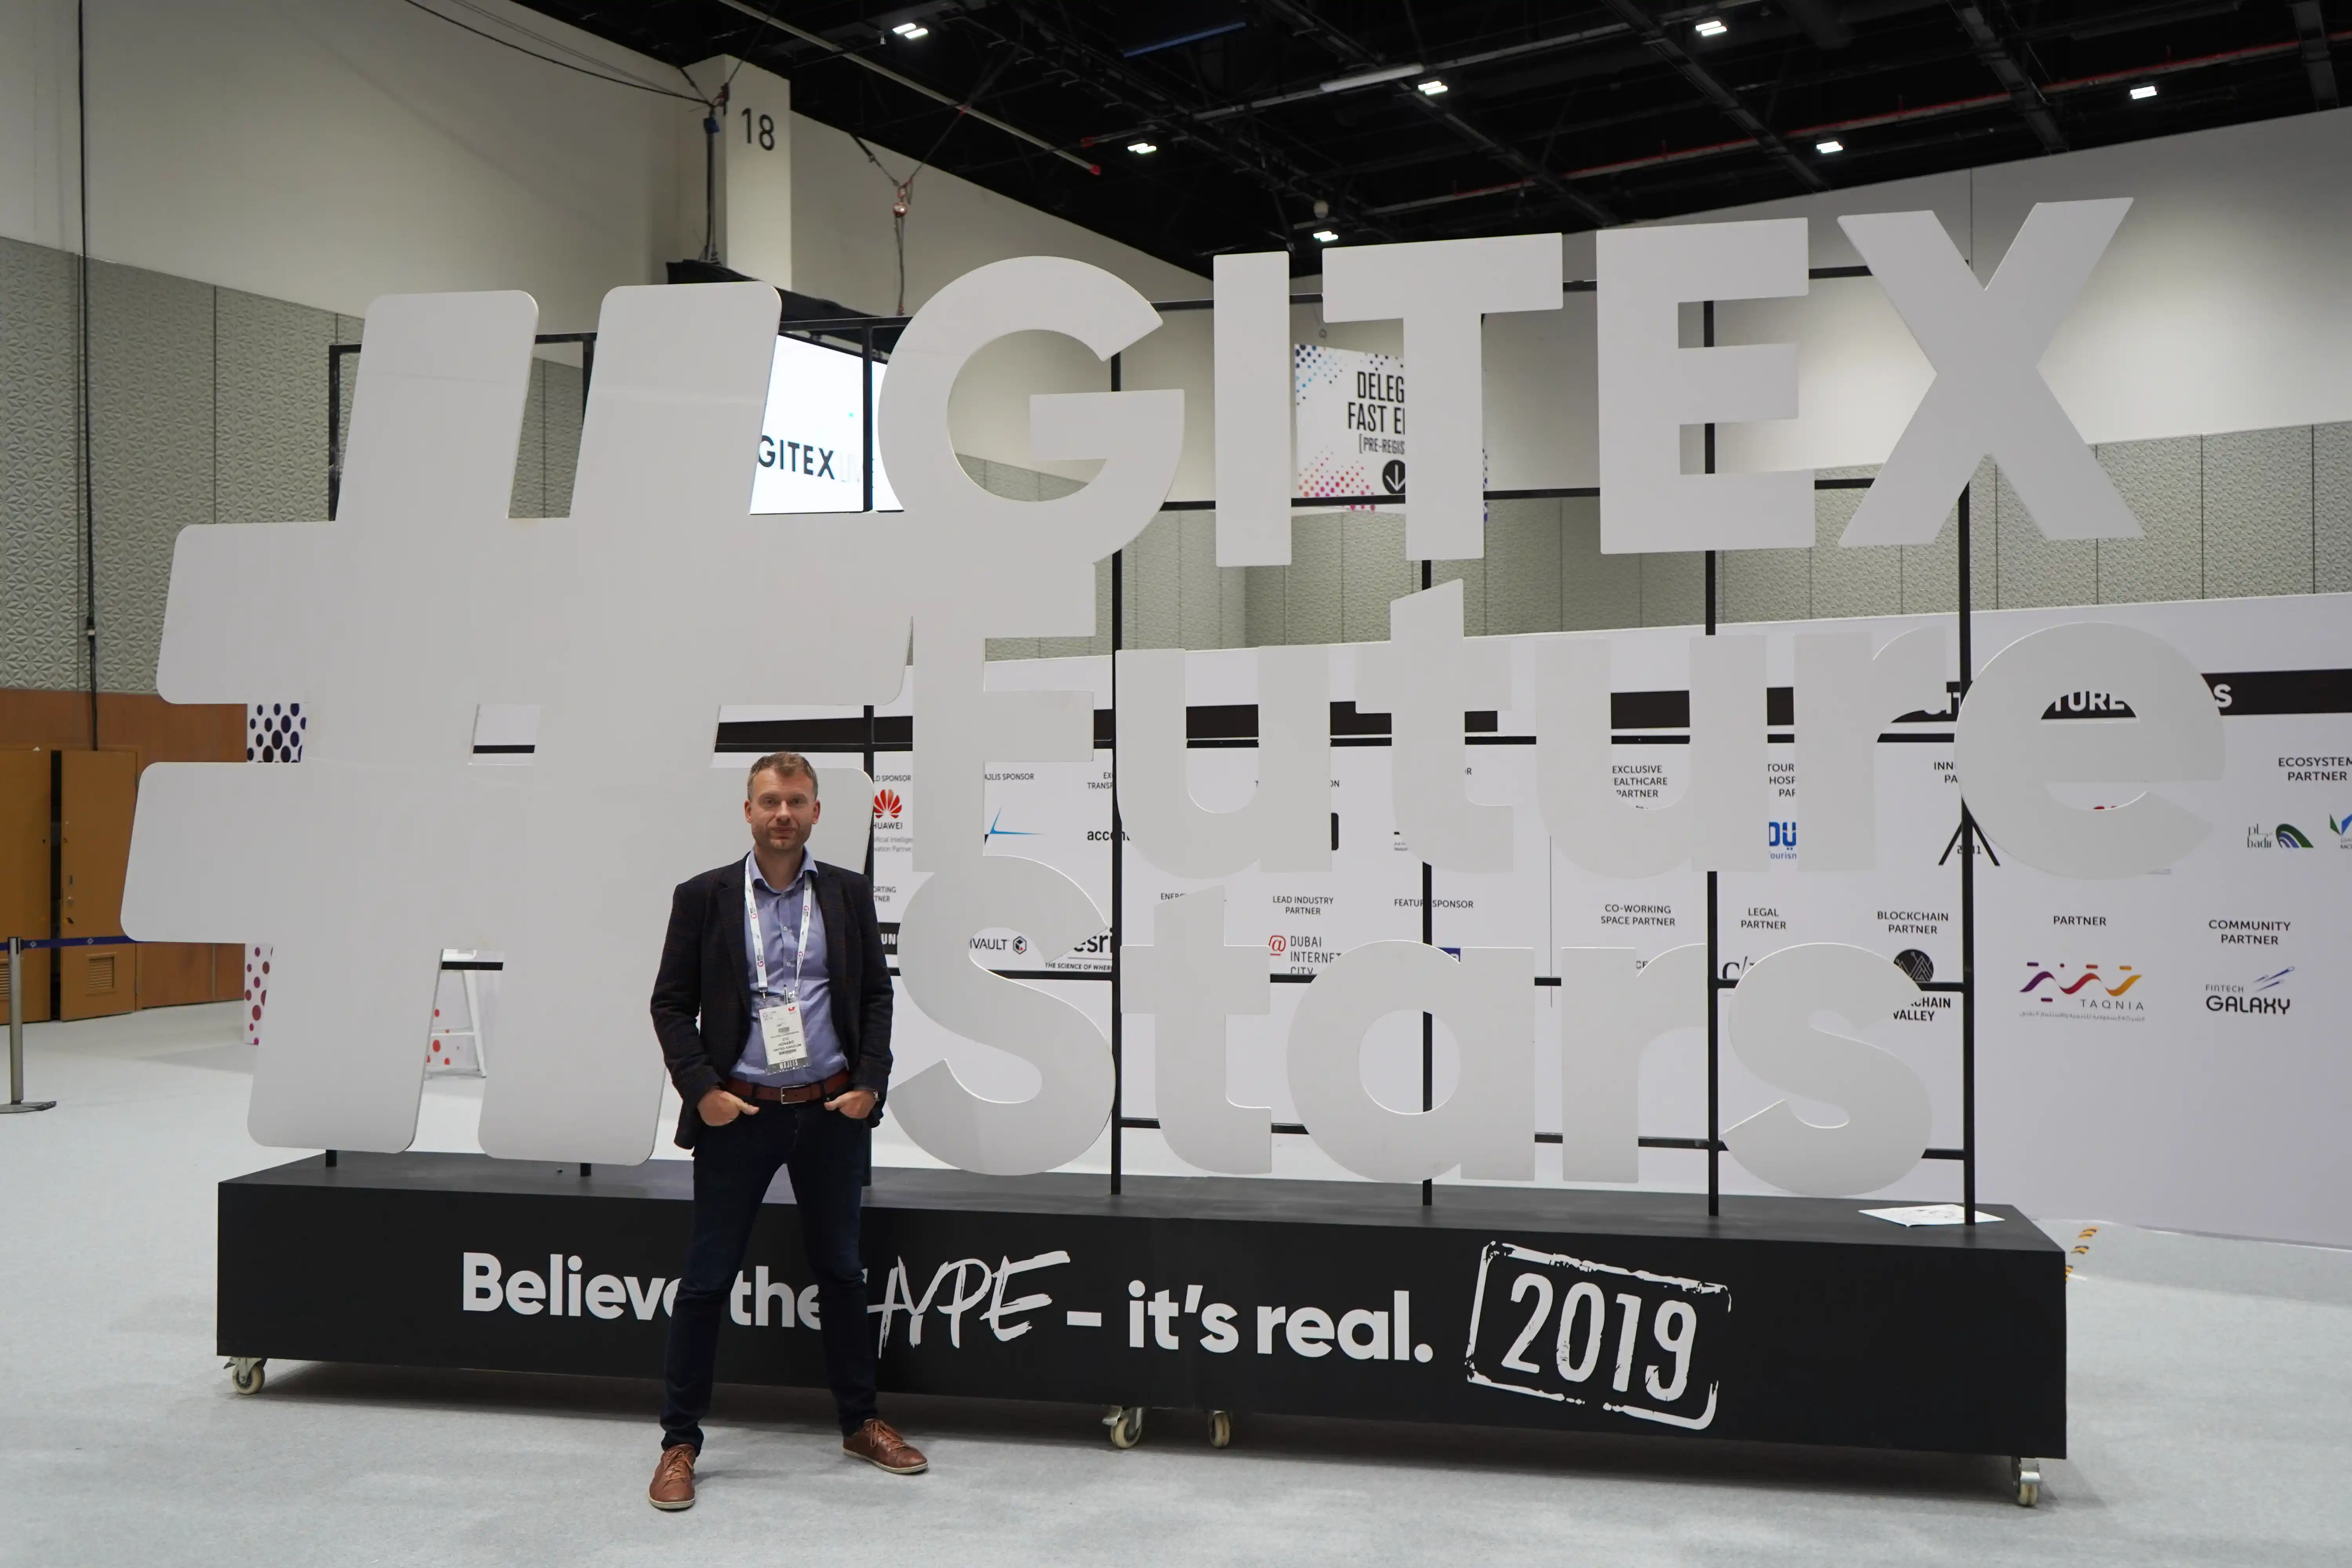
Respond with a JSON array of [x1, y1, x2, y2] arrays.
[[873, 789, 903, 819]]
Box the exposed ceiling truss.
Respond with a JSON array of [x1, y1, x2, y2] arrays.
[[505, 0, 2350, 278]]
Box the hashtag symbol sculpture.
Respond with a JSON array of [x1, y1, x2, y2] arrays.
[[126, 263, 1176, 1167], [124, 284, 909, 1158]]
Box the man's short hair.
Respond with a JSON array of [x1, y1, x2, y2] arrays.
[[746, 751, 820, 799]]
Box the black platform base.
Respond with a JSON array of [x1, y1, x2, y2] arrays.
[[220, 1154, 2063, 1459]]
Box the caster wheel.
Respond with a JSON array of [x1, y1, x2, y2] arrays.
[[229, 1357, 267, 1396], [2012, 1457, 2040, 1508], [1104, 1405, 1145, 1450], [1208, 1411, 1231, 1449]]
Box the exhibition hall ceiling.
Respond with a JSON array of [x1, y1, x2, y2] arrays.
[[518, 1, 2343, 274]]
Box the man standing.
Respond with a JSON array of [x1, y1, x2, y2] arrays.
[[647, 752, 926, 1510]]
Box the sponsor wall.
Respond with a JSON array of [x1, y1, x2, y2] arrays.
[[773, 591, 2352, 1247]]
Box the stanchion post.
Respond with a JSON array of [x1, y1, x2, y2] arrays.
[[1109, 350, 1125, 1198], [1957, 483, 1977, 1225], [5, 936, 58, 1114], [1421, 559, 1436, 1209], [1702, 300, 1720, 1219]]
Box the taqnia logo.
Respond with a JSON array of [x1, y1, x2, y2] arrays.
[[2019, 961, 2145, 1020], [873, 788, 904, 820], [2205, 967, 2294, 1017]]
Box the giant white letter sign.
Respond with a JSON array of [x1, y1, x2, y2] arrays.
[[1123, 887, 1273, 1173], [1556, 945, 1706, 1183], [1537, 635, 1768, 876], [1117, 646, 1331, 877], [1725, 943, 1931, 1197], [1838, 201, 2139, 546], [1794, 628, 1947, 871], [1213, 250, 1295, 566], [1597, 218, 1811, 553], [1355, 580, 1514, 873], [1323, 234, 1561, 560], [1955, 622, 2221, 878], [126, 291, 543, 1153], [1287, 942, 1535, 1183], [881, 258, 1184, 1174]]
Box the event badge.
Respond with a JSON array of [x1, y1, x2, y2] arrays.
[[759, 998, 810, 1073]]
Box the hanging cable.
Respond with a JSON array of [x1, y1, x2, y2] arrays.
[[395, 0, 706, 101], [76, 1, 97, 748]]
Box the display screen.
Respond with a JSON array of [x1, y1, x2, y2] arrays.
[[750, 335, 899, 514]]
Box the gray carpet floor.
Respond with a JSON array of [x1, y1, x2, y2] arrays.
[[2, 1003, 2347, 1566]]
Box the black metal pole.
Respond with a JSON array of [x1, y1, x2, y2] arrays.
[[1421, 557, 1435, 1209], [1703, 299, 1720, 1220], [1957, 483, 1977, 1225], [580, 337, 595, 405], [327, 346, 343, 521], [862, 705, 878, 884], [861, 325, 875, 515], [1109, 351, 1124, 1197]]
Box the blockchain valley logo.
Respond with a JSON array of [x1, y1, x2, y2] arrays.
[[2245, 822, 2314, 849], [2203, 966, 2294, 1018], [2018, 960, 2147, 1021]]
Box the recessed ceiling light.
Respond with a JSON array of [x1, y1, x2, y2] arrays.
[[1816, 139, 1844, 154], [1127, 141, 1158, 154], [2129, 83, 2158, 100], [1417, 79, 1448, 96], [891, 22, 928, 39], [1694, 18, 1728, 38], [1313, 229, 1339, 243]]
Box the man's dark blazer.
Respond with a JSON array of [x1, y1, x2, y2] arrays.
[[650, 855, 894, 1151]]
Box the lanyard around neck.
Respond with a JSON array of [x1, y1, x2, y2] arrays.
[[744, 857, 813, 1002]]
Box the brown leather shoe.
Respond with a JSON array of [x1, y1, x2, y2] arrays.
[[648, 1443, 697, 1510], [842, 1417, 928, 1475]]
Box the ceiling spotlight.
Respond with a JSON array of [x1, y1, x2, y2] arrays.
[[890, 22, 928, 39], [1417, 79, 1448, 96], [2129, 82, 2158, 100], [1694, 18, 1728, 38], [1816, 139, 1844, 154], [1313, 229, 1339, 243], [1128, 141, 1158, 154]]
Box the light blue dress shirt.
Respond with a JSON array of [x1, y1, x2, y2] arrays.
[[731, 852, 849, 1089]]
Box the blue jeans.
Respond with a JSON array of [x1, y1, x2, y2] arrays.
[[659, 1102, 877, 1449]]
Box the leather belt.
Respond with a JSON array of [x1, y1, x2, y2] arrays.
[[726, 1069, 853, 1106]]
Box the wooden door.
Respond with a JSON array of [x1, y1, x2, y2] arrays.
[[58, 749, 138, 1020], [0, 749, 51, 1024]]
